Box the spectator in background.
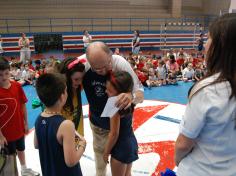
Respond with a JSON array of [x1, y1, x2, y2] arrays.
[[167, 48, 177, 59], [134, 68, 148, 87], [21, 63, 34, 85], [114, 48, 120, 55], [0, 35, 4, 56], [156, 60, 167, 86], [175, 13, 236, 176], [28, 60, 35, 71], [194, 63, 204, 82], [18, 33, 31, 64], [132, 30, 140, 55], [182, 63, 195, 82], [166, 55, 179, 76], [146, 68, 159, 88], [177, 48, 187, 58], [176, 54, 185, 69], [196, 33, 204, 53], [82, 30, 92, 52]]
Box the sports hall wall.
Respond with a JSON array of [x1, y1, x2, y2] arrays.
[[0, 29, 207, 56], [0, 0, 231, 20], [0, 0, 229, 55]]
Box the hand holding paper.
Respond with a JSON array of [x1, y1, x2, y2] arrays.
[[101, 96, 119, 118]]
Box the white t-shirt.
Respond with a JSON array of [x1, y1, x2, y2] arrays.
[[182, 67, 194, 78], [22, 70, 31, 80], [148, 75, 158, 81], [77, 54, 144, 93], [82, 35, 92, 48], [15, 69, 23, 80], [156, 66, 166, 79], [18, 37, 30, 51], [177, 73, 236, 176], [0, 40, 3, 53]]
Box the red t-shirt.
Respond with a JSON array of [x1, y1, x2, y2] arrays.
[[192, 58, 199, 67], [29, 64, 35, 71], [152, 60, 158, 69], [137, 62, 145, 70], [136, 71, 148, 83], [0, 81, 28, 142], [176, 58, 184, 67]]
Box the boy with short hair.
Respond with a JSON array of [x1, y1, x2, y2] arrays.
[[34, 73, 86, 176], [0, 57, 39, 176]]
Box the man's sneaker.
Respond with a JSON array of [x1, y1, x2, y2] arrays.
[[21, 168, 40, 176]]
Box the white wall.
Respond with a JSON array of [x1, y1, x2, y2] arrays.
[[203, 0, 231, 15], [229, 0, 236, 12]]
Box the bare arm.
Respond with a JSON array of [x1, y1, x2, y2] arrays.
[[114, 55, 144, 109], [26, 38, 30, 47], [34, 132, 38, 149], [194, 72, 200, 81], [103, 113, 120, 163], [22, 103, 29, 134], [175, 134, 195, 166], [133, 37, 140, 47], [0, 130, 7, 146], [59, 120, 86, 167], [133, 90, 144, 105], [89, 35, 92, 42], [18, 39, 23, 48], [115, 90, 144, 110]]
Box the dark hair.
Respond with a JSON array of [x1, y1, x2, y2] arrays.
[[108, 71, 134, 94], [108, 71, 134, 116], [0, 57, 10, 71], [169, 55, 176, 63], [35, 59, 41, 65], [36, 73, 66, 107], [134, 30, 140, 37], [190, 13, 236, 99], [157, 55, 162, 60], [159, 60, 165, 65], [57, 57, 85, 112]]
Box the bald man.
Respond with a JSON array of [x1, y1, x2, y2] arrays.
[[78, 42, 143, 176]]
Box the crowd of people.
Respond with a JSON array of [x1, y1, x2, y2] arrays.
[[7, 47, 206, 91], [124, 48, 206, 88], [0, 13, 236, 176]]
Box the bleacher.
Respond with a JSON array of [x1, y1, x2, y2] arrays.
[[1, 30, 206, 56]]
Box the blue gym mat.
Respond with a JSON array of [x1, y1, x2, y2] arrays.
[[23, 81, 193, 129]]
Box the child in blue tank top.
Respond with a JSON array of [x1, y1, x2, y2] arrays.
[[34, 73, 86, 176], [103, 71, 138, 176]]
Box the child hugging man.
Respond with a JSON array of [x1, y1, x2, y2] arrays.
[[34, 73, 86, 176], [103, 71, 138, 176]]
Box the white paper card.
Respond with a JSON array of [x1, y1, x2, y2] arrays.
[[101, 96, 119, 118]]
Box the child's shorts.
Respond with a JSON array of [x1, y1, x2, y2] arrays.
[[6, 136, 25, 155]]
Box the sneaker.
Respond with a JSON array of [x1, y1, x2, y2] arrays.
[[21, 168, 40, 176]]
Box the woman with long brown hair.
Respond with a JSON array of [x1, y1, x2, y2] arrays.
[[57, 57, 86, 136], [175, 13, 236, 175]]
